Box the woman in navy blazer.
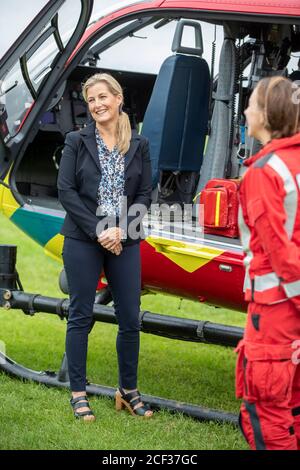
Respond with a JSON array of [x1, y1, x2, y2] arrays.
[[57, 73, 153, 420]]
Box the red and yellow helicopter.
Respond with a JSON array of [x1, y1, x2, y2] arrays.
[[1, 0, 300, 422]]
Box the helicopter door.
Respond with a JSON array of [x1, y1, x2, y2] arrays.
[[0, 0, 93, 180]]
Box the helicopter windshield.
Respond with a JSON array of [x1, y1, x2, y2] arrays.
[[0, 0, 87, 143], [0, 1, 49, 60]]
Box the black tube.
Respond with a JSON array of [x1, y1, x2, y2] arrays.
[[0, 245, 17, 289], [140, 312, 243, 347], [0, 351, 238, 426], [4, 291, 244, 347]]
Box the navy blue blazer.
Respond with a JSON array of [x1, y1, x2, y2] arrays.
[[57, 122, 152, 245]]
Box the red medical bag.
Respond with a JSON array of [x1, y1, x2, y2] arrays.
[[199, 178, 240, 238]]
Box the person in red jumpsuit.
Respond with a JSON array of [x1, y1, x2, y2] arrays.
[[236, 76, 300, 450]]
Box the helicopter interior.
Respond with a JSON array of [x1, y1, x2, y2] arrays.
[[15, 65, 156, 210], [12, 12, 300, 240]]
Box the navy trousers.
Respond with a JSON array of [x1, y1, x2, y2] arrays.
[[62, 237, 141, 392]]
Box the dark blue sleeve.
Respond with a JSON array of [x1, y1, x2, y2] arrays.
[[57, 133, 99, 240], [132, 138, 152, 210]]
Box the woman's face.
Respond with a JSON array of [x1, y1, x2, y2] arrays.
[[86, 81, 122, 126], [244, 86, 265, 140]]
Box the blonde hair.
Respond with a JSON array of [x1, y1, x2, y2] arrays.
[[82, 73, 131, 155]]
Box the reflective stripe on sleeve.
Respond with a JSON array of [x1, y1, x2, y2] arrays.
[[238, 206, 253, 292], [267, 154, 298, 240], [254, 272, 280, 291], [283, 280, 300, 298]]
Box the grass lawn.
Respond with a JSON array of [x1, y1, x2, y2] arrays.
[[0, 212, 247, 450]]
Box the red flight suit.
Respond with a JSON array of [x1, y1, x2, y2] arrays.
[[237, 132, 300, 450]]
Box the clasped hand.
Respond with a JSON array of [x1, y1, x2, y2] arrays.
[[97, 227, 123, 255]]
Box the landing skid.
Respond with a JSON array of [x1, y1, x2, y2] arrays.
[[0, 244, 241, 427], [0, 351, 238, 426]]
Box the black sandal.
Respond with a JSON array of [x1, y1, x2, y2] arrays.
[[70, 395, 95, 421], [115, 388, 153, 418]]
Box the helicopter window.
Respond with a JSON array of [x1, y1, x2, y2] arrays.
[[86, 17, 223, 75], [0, 0, 86, 142], [0, 1, 49, 60], [21, 0, 84, 99], [57, 0, 82, 47], [288, 54, 300, 80], [0, 61, 34, 141], [25, 34, 61, 95], [84, 20, 136, 53]]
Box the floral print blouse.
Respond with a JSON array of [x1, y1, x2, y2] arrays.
[[95, 128, 125, 217]]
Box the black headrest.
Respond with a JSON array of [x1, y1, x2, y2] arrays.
[[171, 20, 203, 57]]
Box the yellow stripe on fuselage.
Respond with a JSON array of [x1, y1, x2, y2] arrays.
[[41, 219, 226, 275], [146, 236, 224, 273], [44, 233, 64, 263], [43, 233, 225, 274], [0, 168, 19, 219]]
